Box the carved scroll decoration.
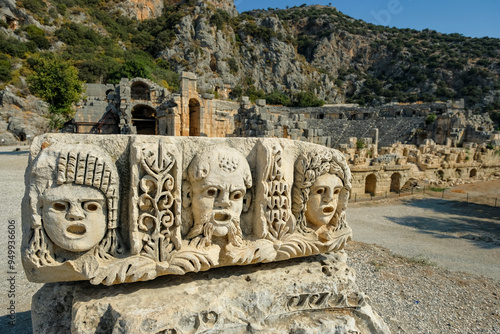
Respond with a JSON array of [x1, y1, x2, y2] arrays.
[[136, 143, 182, 262]]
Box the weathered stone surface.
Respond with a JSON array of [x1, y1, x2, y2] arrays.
[[32, 252, 390, 334], [23, 134, 353, 285]]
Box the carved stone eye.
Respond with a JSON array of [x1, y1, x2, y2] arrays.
[[334, 189, 341, 195], [83, 201, 100, 212], [316, 188, 325, 195], [52, 202, 67, 211], [231, 191, 243, 201], [206, 188, 217, 197]]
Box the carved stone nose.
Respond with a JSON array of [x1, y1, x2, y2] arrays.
[[215, 192, 231, 208], [323, 188, 334, 202], [66, 204, 85, 220]]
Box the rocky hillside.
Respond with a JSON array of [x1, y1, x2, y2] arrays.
[[1, 0, 500, 130]]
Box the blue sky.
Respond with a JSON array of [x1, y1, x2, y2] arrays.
[[235, 0, 500, 39]]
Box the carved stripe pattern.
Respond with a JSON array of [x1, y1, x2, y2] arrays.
[[264, 145, 291, 241]]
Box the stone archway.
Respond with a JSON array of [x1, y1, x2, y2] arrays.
[[365, 173, 377, 195], [470, 168, 477, 178], [401, 178, 418, 192], [131, 81, 150, 100], [417, 132, 427, 145], [390, 172, 401, 192], [189, 99, 201, 136], [132, 104, 157, 134]]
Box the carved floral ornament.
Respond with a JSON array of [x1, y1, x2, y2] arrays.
[[22, 135, 353, 285]]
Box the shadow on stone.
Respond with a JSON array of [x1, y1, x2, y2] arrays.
[[0, 311, 32, 334]]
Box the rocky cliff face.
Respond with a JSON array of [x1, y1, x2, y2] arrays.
[[2, 0, 499, 127], [0, 86, 49, 145], [161, 6, 343, 102], [115, 0, 165, 20], [150, 3, 499, 108]]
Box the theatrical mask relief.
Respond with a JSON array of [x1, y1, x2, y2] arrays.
[[22, 134, 352, 285]]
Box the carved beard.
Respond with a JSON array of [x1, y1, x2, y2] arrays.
[[188, 212, 243, 248]]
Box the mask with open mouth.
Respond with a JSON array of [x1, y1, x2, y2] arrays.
[[305, 173, 343, 229], [185, 146, 252, 247], [41, 183, 108, 252]]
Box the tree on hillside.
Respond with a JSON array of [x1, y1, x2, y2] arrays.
[[27, 55, 83, 129], [292, 91, 325, 107]]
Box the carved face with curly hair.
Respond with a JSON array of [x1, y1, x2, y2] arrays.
[[292, 149, 352, 234], [305, 173, 343, 228], [184, 146, 252, 247]]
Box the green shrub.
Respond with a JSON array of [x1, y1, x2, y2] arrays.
[[25, 25, 50, 49], [18, 0, 47, 18], [27, 54, 83, 126], [227, 57, 238, 74], [108, 59, 151, 84], [0, 33, 36, 57], [425, 113, 437, 125], [151, 63, 179, 91], [356, 139, 365, 149], [55, 22, 102, 47], [265, 91, 290, 105], [77, 57, 121, 83], [292, 91, 325, 107], [229, 85, 243, 100], [0, 54, 12, 82], [210, 9, 230, 30], [245, 85, 265, 102]]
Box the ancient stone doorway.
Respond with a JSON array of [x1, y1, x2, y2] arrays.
[[131, 81, 150, 100], [189, 99, 201, 136], [132, 105, 157, 134], [417, 132, 427, 145], [437, 170, 444, 181], [470, 169, 477, 178], [365, 174, 377, 195], [390, 173, 401, 192], [105, 89, 114, 101], [401, 178, 418, 192], [456, 169, 462, 178], [99, 111, 120, 134]]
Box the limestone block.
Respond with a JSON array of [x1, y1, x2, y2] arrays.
[[202, 93, 215, 99], [256, 99, 266, 106], [23, 134, 352, 285], [32, 252, 389, 334], [297, 121, 307, 129]]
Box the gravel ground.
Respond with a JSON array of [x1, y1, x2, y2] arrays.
[[0, 146, 42, 334], [347, 241, 500, 333], [0, 145, 499, 333], [348, 195, 500, 281]]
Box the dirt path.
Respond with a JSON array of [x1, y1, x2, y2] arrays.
[[348, 196, 500, 280], [0, 146, 42, 333]]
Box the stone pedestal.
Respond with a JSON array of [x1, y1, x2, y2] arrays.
[[32, 252, 389, 334]]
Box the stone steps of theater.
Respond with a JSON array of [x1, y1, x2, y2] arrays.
[[306, 117, 425, 148]]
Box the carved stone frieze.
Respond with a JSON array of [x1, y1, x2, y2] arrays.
[[22, 134, 353, 285]]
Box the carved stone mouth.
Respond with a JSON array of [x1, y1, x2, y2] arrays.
[[322, 206, 334, 214], [67, 224, 86, 236], [214, 212, 231, 222]]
